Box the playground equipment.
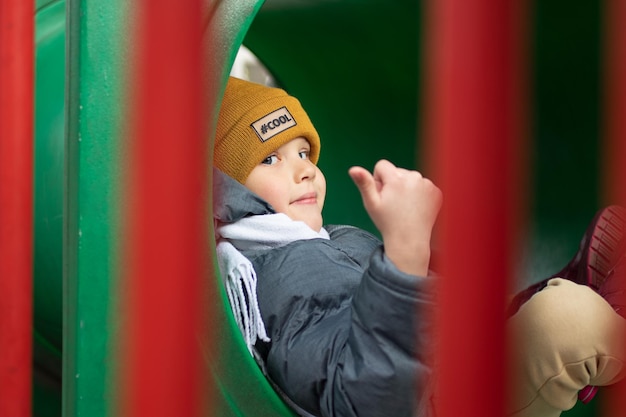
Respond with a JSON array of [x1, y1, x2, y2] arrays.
[[1, 0, 624, 415]]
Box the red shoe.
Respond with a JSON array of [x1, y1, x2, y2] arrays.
[[578, 252, 626, 404], [574, 206, 626, 404], [551, 205, 626, 289], [507, 206, 626, 317], [578, 385, 599, 404], [597, 250, 626, 318]]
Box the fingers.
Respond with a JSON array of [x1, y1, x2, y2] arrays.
[[371, 159, 398, 184], [349, 160, 441, 224], [371, 159, 422, 185], [349, 160, 441, 276], [350, 160, 425, 198], [349, 166, 380, 208]]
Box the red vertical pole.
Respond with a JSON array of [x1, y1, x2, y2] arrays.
[[423, 0, 528, 416], [120, 0, 210, 416], [602, 0, 626, 414], [0, 0, 34, 415]]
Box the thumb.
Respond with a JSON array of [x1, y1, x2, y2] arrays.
[[348, 166, 380, 208]]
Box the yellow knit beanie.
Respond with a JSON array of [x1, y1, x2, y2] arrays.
[[214, 76, 321, 184]]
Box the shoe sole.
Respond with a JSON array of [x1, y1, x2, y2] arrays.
[[587, 205, 626, 289]]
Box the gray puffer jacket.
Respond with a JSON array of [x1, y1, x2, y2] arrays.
[[213, 170, 436, 417]]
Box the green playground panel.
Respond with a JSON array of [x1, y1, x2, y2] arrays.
[[32, 0, 604, 415]]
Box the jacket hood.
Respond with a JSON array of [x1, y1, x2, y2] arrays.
[[212, 168, 275, 223]]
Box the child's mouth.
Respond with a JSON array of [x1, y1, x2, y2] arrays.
[[292, 192, 317, 205]]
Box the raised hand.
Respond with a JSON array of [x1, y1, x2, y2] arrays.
[[349, 159, 442, 276]]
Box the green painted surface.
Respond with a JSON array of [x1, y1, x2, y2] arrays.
[[34, 0, 65, 358], [63, 0, 127, 414], [33, 0, 65, 415]]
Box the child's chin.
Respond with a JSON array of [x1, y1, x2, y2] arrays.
[[300, 217, 323, 233]]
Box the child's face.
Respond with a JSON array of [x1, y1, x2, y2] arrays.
[[244, 137, 326, 232]]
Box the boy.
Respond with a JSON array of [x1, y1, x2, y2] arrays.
[[213, 76, 625, 417]]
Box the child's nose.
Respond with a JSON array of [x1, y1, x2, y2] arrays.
[[294, 159, 316, 182]]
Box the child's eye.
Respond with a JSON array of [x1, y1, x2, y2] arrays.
[[298, 150, 310, 160], [261, 155, 278, 165]]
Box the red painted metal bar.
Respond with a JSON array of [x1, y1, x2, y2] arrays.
[[120, 0, 210, 416], [423, 0, 528, 416], [0, 0, 34, 415], [602, 0, 626, 414]]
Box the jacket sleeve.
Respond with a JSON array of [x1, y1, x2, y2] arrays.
[[252, 242, 437, 417], [330, 247, 437, 417]]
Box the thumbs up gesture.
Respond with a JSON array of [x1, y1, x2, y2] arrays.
[[349, 160, 442, 276]]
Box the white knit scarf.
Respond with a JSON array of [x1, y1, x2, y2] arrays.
[[216, 213, 330, 354]]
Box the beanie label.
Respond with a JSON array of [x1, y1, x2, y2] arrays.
[[251, 106, 297, 143]]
